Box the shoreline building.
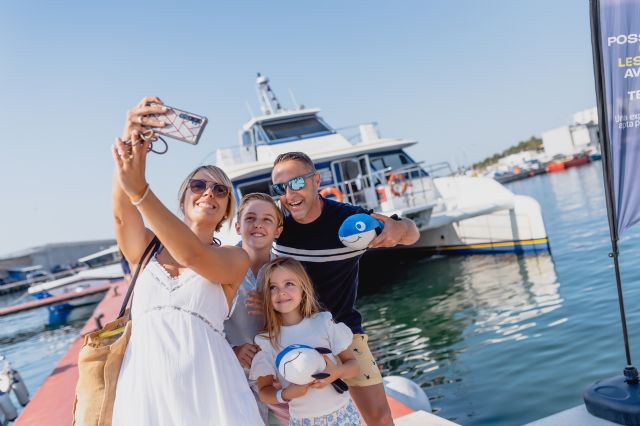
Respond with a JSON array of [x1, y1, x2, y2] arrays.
[[542, 107, 600, 158], [0, 239, 115, 282]]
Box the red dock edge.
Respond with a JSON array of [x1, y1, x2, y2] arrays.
[[15, 281, 127, 426], [15, 280, 414, 425]]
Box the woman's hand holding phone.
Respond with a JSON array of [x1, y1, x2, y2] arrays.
[[122, 96, 168, 143]]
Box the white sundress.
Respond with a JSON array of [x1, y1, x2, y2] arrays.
[[112, 255, 263, 426]]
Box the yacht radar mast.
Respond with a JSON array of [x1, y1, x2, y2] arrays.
[[256, 73, 284, 115]]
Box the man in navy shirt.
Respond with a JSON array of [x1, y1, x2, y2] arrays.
[[271, 152, 419, 426]]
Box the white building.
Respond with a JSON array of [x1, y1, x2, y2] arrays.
[[542, 107, 600, 157], [498, 150, 540, 169]]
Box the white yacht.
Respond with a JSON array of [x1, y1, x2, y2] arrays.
[[216, 74, 549, 254], [28, 245, 123, 298]]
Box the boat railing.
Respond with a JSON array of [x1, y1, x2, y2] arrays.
[[424, 162, 455, 178], [215, 144, 260, 166], [333, 122, 381, 145], [320, 163, 439, 212]]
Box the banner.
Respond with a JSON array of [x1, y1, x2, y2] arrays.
[[593, 0, 640, 236]]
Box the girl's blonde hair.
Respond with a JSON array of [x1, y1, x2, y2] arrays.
[[177, 165, 235, 232], [237, 192, 284, 227], [258, 257, 321, 349]]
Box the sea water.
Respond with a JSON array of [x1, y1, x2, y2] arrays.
[[359, 161, 640, 425], [3, 161, 639, 425], [0, 292, 98, 417]]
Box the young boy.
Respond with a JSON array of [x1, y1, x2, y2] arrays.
[[224, 192, 289, 425]]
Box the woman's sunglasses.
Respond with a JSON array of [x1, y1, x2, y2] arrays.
[[189, 179, 230, 198], [271, 172, 316, 196]]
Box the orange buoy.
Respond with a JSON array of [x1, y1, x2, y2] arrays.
[[388, 174, 408, 196], [320, 187, 345, 202]]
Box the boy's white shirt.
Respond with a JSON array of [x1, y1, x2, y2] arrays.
[[224, 247, 275, 425], [224, 246, 275, 348]]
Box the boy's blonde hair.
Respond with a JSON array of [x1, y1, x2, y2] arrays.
[[258, 257, 321, 349], [236, 193, 284, 227]]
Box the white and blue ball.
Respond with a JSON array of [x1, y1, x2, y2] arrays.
[[338, 213, 384, 250], [276, 344, 326, 385]]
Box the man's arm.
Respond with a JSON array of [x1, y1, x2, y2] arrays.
[[367, 213, 420, 248]]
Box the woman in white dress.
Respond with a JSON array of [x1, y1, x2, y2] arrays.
[[110, 96, 263, 425]]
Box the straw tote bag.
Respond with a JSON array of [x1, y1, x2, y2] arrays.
[[72, 237, 160, 426]]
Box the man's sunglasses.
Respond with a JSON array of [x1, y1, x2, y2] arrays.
[[271, 172, 316, 196], [189, 179, 230, 198]]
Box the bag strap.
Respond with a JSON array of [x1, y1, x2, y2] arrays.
[[117, 236, 160, 319]]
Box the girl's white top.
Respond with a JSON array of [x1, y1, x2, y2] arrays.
[[249, 311, 353, 419], [112, 255, 263, 426]]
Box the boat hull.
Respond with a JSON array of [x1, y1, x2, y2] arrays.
[[563, 155, 590, 168], [546, 162, 565, 173]]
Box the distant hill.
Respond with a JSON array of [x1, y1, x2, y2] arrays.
[[472, 136, 543, 170]]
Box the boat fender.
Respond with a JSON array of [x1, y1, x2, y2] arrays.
[[0, 391, 17, 421], [10, 370, 29, 406], [383, 375, 431, 413], [388, 174, 407, 196], [338, 213, 384, 250], [319, 187, 345, 202]]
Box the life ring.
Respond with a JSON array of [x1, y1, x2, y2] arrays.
[[388, 174, 408, 196], [320, 187, 345, 202]]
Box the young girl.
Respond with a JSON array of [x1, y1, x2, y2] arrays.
[[249, 257, 362, 425]]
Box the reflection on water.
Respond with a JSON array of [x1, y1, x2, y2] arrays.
[[359, 253, 561, 423], [358, 163, 640, 425], [5, 162, 640, 425]]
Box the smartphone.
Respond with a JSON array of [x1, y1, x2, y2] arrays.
[[147, 104, 208, 145]]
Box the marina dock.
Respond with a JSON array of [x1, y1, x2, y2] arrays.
[[13, 280, 451, 426]]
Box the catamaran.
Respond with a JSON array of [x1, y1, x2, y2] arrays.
[[216, 74, 549, 255]]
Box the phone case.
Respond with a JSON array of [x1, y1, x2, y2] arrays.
[[148, 104, 208, 145]]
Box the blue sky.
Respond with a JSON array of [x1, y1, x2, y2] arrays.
[[0, 1, 596, 256]]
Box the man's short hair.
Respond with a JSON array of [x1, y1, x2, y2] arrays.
[[273, 152, 316, 172]]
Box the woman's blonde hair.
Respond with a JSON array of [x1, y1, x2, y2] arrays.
[[236, 192, 284, 227], [177, 165, 235, 232], [258, 257, 321, 349]]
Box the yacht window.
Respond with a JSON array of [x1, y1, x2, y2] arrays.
[[252, 126, 269, 144], [241, 131, 252, 147], [237, 179, 277, 197], [370, 152, 425, 181], [370, 152, 412, 171], [261, 117, 332, 142]]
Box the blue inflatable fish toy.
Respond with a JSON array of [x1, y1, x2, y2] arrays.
[[338, 213, 384, 250]]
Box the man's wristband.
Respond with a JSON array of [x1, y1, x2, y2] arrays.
[[276, 389, 287, 404]]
